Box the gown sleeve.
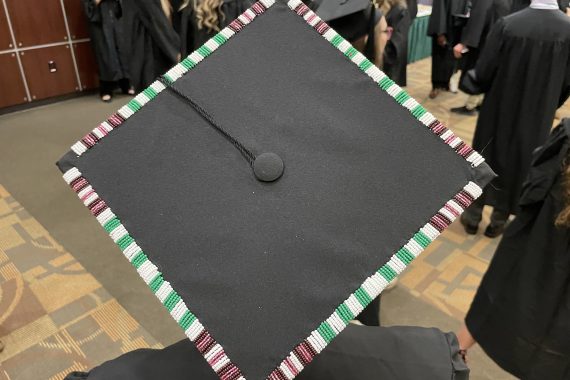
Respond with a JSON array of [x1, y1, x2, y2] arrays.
[[460, 0, 492, 49], [427, 0, 448, 36], [472, 17, 506, 92]]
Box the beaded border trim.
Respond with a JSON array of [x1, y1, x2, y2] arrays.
[[62, 166, 247, 380], [285, 0, 485, 168], [62, 1, 486, 379], [70, 0, 274, 157]]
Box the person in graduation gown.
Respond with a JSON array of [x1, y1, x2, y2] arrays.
[[82, 0, 134, 102], [511, 0, 569, 12], [457, 120, 570, 379], [117, 0, 183, 91], [378, 0, 412, 86], [64, 324, 469, 380], [181, 0, 256, 53], [450, 0, 511, 115], [427, 0, 471, 98], [460, 0, 570, 237]]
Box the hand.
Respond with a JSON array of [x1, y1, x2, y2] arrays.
[[95, 0, 102, 5], [177, 53, 182, 63], [453, 43, 465, 59], [437, 34, 447, 47]]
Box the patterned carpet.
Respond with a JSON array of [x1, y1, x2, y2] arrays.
[[0, 185, 160, 380], [1, 57, 569, 379]]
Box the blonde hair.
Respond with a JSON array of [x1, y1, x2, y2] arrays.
[[374, 0, 406, 15], [194, 0, 225, 32]]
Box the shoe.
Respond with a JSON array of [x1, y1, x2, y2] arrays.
[[101, 94, 112, 102], [451, 106, 477, 116], [460, 216, 478, 235], [429, 88, 441, 99], [484, 223, 506, 238]]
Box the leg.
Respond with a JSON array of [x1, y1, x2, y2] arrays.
[[118, 78, 135, 95], [356, 295, 381, 326], [460, 195, 484, 234], [484, 207, 510, 238], [100, 80, 115, 102], [456, 322, 476, 363], [451, 94, 480, 116]]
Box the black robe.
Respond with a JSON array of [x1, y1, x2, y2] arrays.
[[383, 3, 412, 87], [407, 0, 418, 19], [470, 8, 570, 215], [458, 0, 510, 77], [120, 0, 155, 90], [427, 0, 469, 88], [82, 0, 129, 82], [65, 325, 469, 380], [466, 121, 570, 379]]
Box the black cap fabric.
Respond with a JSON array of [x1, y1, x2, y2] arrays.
[[57, 1, 494, 379]]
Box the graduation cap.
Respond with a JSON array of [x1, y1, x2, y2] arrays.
[[57, 1, 494, 379], [306, 0, 372, 21]]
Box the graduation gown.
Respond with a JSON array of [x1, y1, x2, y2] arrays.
[[82, 0, 129, 82], [119, 0, 155, 90], [407, 0, 418, 19], [470, 8, 570, 215], [65, 325, 469, 380], [458, 0, 510, 76], [427, 0, 469, 88], [466, 121, 570, 379], [383, 3, 412, 87], [134, 0, 181, 80]]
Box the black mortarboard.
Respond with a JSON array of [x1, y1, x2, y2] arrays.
[[57, 1, 494, 379], [305, 0, 371, 21]]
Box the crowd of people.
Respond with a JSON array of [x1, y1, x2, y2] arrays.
[[75, 0, 570, 378], [83, 0, 417, 100]]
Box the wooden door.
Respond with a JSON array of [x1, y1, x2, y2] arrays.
[[73, 42, 99, 90], [64, 0, 90, 40], [0, 53, 28, 107], [19, 46, 79, 100], [0, 5, 13, 51], [5, 0, 68, 47]]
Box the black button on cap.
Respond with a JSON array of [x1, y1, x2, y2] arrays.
[[253, 153, 284, 182]]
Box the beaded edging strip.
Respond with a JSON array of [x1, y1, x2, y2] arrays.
[[66, 2, 275, 379], [63, 168, 246, 380], [63, 1, 486, 379], [71, 0, 274, 157], [286, 0, 485, 168]]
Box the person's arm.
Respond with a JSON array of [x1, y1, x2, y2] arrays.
[[471, 17, 506, 91], [453, 0, 492, 58]]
